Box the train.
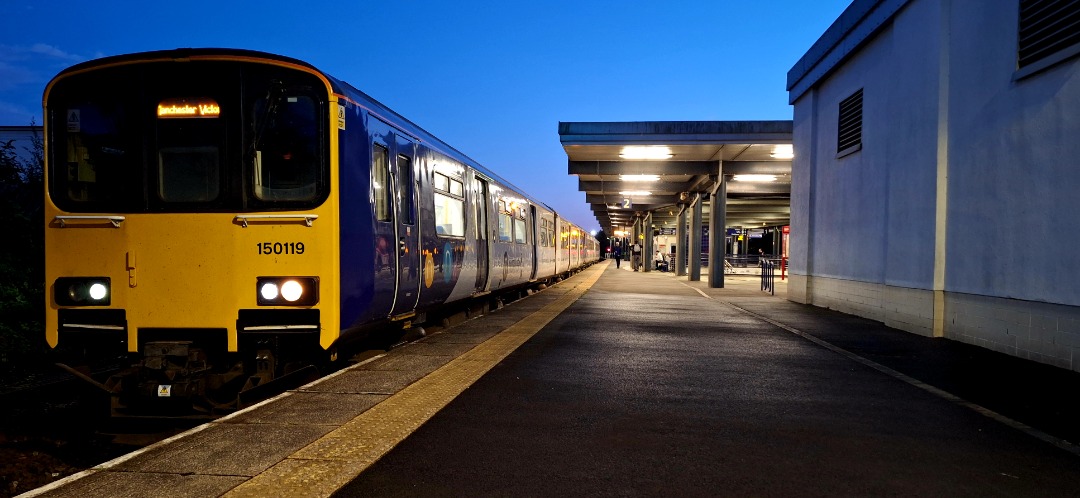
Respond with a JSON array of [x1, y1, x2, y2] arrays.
[[43, 48, 599, 415]]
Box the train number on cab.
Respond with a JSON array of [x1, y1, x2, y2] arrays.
[[257, 242, 306, 255]]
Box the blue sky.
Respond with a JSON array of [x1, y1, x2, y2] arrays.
[[1, 0, 851, 230]]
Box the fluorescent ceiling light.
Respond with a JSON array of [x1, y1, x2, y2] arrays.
[[619, 190, 652, 196], [620, 174, 660, 181], [771, 144, 794, 159], [732, 175, 777, 182], [619, 146, 673, 160]]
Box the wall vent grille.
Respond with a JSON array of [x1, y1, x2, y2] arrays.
[[1019, 0, 1080, 68], [837, 89, 863, 155]]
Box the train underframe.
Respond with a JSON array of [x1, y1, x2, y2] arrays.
[[52, 273, 586, 418], [54, 326, 331, 418]]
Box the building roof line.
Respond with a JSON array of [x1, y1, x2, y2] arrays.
[[786, 0, 913, 104]]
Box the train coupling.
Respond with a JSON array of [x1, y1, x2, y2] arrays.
[[104, 341, 240, 416]]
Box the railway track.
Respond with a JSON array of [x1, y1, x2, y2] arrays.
[[0, 285, 533, 497]]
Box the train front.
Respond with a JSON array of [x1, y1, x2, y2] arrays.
[[43, 51, 340, 414]]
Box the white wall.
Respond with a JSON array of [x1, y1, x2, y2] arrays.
[[792, 0, 942, 289], [790, 0, 1080, 368], [0, 126, 40, 165], [945, 1, 1080, 306]]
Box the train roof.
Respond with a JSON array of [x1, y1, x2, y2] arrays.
[[323, 75, 556, 215], [50, 48, 579, 226]]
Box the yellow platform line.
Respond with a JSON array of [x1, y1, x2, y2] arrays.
[[225, 263, 606, 498]]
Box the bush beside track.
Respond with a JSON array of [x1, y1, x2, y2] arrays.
[[0, 125, 46, 391]]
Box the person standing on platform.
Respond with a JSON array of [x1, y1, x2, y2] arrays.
[[631, 242, 642, 271], [612, 245, 622, 268]]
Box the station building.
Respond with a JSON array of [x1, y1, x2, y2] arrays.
[[0, 125, 41, 166], [787, 0, 1080, 370]]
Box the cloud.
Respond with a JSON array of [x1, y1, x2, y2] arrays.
[[0, 43, 90, 66], [0, 43, 93, 111], [0, 100, 40, 124], [28, 43, 87, 63], [0, 61, 38, 90]]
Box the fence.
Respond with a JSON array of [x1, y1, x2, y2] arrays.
[[760, 258, 775, 295]]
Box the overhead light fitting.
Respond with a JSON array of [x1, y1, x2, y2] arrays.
[[619, 190, 652, 196], [732, 175, 777, 182], [771, 144, 794, 159], [619, 146, 673, 160], [620, 174, 660, 181]]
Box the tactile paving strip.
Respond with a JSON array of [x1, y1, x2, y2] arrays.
[[224, 265, 605, 497]]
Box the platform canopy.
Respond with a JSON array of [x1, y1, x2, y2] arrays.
[[559, 121, 793, 234]]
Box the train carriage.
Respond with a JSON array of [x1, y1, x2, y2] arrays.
[[43, 49, 597, 414]]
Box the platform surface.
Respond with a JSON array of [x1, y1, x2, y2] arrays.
[[25, 261, 1080, 497]]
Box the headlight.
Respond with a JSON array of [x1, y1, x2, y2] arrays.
[[256, 277, 318, 306], [280, 280, 304, 302], [260, 282, 280, 300], [55, 277, 111, 306]]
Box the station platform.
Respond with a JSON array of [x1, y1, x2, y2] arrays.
[[24, 261, 1080, 497]]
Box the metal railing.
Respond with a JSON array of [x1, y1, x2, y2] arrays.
[[760, 258, 775, 295]]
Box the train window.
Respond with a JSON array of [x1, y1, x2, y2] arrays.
[[399, 155, 415, 225], [434, 172, 449, 192], [156, 97, 224, 203], [474, 178, 488, 241], [46, 62, 328, 213], [513, 216, 527, 244], [498, 213, 512, 242], [252, 94, 320, 201], [158, 146, 220, 202], [373, 144, 391, 222], [54, 97, 141, 209], [434, 192, 465, 236], [496, 200, 510, 242], [433, 171, 464, 236]]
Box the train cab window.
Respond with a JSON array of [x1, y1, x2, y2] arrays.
[[50, 81, 142, 211], [47, 62, 328, 213], [373, 144, 391, 222], [158, 146, 220, 202], [433, 172, 465, 236], [252, 93, 320, 201], [156, 98, 223, 203]]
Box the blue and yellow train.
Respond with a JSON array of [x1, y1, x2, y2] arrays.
[[43, 49, 598, 414]]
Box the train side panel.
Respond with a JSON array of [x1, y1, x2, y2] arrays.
[[555, 217, 571, 274], [487, 186, 533, 291], [423, 152, 473, 305], [534, 207, 557, 280], [336, 102, 380, 332]]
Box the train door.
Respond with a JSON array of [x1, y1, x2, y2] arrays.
[[390, 135, 420, 317], [370, 141, 395, 318], [529, 205, 539, 280], [474, 176, 491, 292]]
